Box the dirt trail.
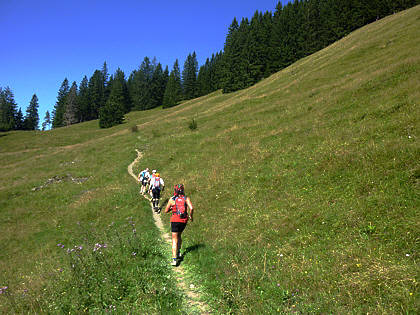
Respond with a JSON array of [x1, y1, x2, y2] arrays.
[[128, 150, 210, 314]]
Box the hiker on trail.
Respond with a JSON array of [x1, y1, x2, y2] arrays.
[[148, 170, 157, 198], [149, 172, 164, 211], [164, 184, 194, 266], [138, 168, 150, 194]]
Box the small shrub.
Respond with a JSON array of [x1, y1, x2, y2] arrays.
[[131, 125, 138, 133], [188, 118, 197, 130]]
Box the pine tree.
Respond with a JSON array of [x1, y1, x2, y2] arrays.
[[77, 76, 90, 122], [0, 87, 18, 131], [63, 82, 78, 126], [221, 17, 241, 93], [150, 63, 165, 108], [129, 57, 156, 110], [163, 59, 183, 108], [52, 78, 69, 128], [98, 78, 125, 128], [182, 52, 199, 99], [101, 61, 109, 85], [88, 70, 105, 119], [24, 94, 40, 130], [112, 68, 132, 113], [42, 110, 51, 131], [15, 108, 24, 130]]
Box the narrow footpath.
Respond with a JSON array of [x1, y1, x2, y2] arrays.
[[128, 149, 210, 314]]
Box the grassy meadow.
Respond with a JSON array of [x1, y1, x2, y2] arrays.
[[1, 5, 419, 313]]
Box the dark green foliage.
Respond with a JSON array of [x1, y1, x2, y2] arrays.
[[41, 110, 51, 131], [98, 70, 126, 128], [182, 52, 199, 100], [0, 86, 18, 131], [129, 57, 163, 111], [77, 76, 90, 122], [52, 78, 69, 128], [15, 108, 24, 130], [149, 63, 167, 108], [217, 0, 420, 93], [188, 117, 197, 130], [162, 59, 183, 108], [63, 82, 79, 126], [98, 98, 124, 128], [112, 68, 132, 113], [88, 70, 106, 120], [24, 94, 40, 130]]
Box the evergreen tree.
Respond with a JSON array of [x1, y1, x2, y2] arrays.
[[182, 52, 199, 99], [88, 70, 105, 119], [112, 68, 132, 113], [42, 110, 51, 131], [221, 17, 241, 93], [0, 87, 18, 131], [52, 78, 69, 128], [15, 108, 24, 130], [63, 82, 79, 126], [101, 61, 109, 85], [98, 78, 125, 128], [150, 63, 168, 107], [24, 94, 40, 130], [163, 59, 183, 108], [129, 56, 156, 110], [77, 76, 90, 122]]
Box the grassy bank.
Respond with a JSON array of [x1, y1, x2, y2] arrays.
[[1, 5, 419, 313]]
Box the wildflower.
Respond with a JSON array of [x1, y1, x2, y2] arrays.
[[0, 286, 8, 294], [133, 229, 137, 234], [406, 254, 410, 257], [277, 283, 281, 287], [132, 252, 137, 256]]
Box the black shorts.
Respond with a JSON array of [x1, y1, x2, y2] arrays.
[[152, 188, 161, 199], [142, 179, 148, 186], [171, 222, 187, 233]]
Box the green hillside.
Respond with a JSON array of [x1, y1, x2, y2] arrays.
[[1, 6, 419, 313]]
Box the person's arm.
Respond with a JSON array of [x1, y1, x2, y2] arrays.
[[186, 197, 194, 222], [164, 199, 174, 213]]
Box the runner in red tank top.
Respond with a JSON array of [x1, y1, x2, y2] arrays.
[[163, 184, 194, 266]]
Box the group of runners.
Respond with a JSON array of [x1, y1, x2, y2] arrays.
[[138, 168, 194, 267], [137, 168, 165, 211]]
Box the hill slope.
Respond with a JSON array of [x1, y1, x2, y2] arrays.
[[1, 5, 419, 313]]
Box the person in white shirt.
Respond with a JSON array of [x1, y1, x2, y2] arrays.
[[148, 170, 157, 198], [149, 173, 165, 211], [137, 168, 150, 194]]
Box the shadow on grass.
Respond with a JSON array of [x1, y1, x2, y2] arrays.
[[181, 244, 205, 258]]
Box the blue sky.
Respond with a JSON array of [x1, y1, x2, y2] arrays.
[[1, 0, 287, 123]]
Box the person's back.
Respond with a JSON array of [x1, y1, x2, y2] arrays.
[[138, 168, 149, 194], [164, 184, 193, 266], [150, 173, 164, 211]]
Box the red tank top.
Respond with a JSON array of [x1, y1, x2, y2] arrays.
[[170, 195, 189, 223]]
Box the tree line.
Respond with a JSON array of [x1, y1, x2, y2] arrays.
[[0, 87, 42, 131], [1, 0, 418, 131]]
